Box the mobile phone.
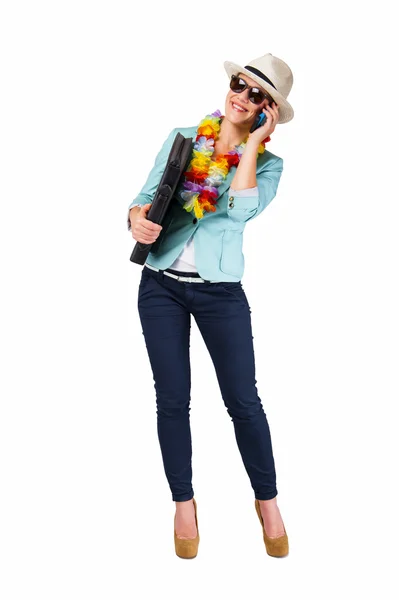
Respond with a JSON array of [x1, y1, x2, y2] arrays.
[[250, 111, 267, 133]]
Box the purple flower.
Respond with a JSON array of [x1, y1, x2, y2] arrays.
[[211, 109, 222, 117], [183, 181, 203, 193]]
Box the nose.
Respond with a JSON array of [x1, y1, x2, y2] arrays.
[[233, 90, 250, 106]]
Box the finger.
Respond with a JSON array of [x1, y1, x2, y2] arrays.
[[136, 231, 159, 244], [263, 105, 275, 117], [270, 102, 280, 121], [133, 227, 156, 243], [261, 107, 275, 126], [265, 108, 277, 125], [138, 229, 161, 244], [138, 238, 156, 245], [265, 101, 278, 114], [141, 219, 162, 232], [139, 223, 162, 239], [265, 104, 278, 120]]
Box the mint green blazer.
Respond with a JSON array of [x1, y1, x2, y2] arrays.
[[127, 126, 284, 282]]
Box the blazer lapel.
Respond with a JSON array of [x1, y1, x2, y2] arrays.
[[215, 165, 236, 199]]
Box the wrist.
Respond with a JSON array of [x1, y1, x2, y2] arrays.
[[244, 137, 261, 152]]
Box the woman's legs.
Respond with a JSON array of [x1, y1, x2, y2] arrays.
[[137, 267, 194, 502], [137, 268, 283, 536]]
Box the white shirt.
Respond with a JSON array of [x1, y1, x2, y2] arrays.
[[128, 186, 259, 272]]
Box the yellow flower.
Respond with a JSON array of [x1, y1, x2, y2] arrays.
[[193, 198, 204, 219], [192, 151, 211, 167]]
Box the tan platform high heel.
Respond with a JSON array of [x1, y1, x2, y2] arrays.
[[174, 497, 200, 559], [254, 498, 289, 558]]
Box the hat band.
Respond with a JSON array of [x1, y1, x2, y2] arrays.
[[244, 65, 277, 90]]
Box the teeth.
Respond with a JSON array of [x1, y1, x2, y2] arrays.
[[232, 102, 246, 112]]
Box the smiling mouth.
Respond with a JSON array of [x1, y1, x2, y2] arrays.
[[231, 101, 248, 113]]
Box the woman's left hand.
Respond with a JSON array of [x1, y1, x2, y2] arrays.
[[247, 102, 279, 145]]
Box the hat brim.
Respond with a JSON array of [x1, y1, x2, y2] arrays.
[[224, 60, 294, 124]]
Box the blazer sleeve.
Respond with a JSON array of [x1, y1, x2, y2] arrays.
[[229, 186, 259, 196], [127, 127, 176, 231], [226, 156, 284, 223]]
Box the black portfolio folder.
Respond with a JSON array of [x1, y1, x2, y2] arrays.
[[129, 132, 193, 265]]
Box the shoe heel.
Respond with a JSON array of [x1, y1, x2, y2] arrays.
[[174, 497, 200, 559], [254, 498, 289, 558]]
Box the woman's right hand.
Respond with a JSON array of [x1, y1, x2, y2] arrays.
[[131, 204, 163, 244]]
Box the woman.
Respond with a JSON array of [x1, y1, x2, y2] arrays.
[[127, 52, 294, 559]]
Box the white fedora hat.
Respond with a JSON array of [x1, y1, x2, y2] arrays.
[[224, 52, 294, 124]]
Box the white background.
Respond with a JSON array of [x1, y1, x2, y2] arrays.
[[1, 0, 398, 598]]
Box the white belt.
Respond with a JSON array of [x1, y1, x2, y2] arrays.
[[144, 263, 212, 283]]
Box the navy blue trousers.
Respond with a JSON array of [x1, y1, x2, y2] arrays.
[[137, 265, 278, 502]]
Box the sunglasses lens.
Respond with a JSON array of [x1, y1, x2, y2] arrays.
[[230, 75, 247, 92], [248, 88, 265, 105]]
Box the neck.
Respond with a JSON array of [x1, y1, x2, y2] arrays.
[[217, 116, 250, 148]]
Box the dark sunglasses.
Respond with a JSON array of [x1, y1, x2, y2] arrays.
[[229, 74, 275, 106]]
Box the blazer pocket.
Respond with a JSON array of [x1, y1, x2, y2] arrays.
[[220, 229, 244, 278]]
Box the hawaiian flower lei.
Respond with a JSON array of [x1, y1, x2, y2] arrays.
[[177, 109, 270, 219]]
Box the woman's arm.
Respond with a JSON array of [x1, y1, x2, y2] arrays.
[[227, 149, 284, 223], [127, 128, 176, 231], [230, 138, 260, 190], [230, 100, 279, 190]]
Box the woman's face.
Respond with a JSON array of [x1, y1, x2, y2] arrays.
[[224, 72, 274, 127]]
